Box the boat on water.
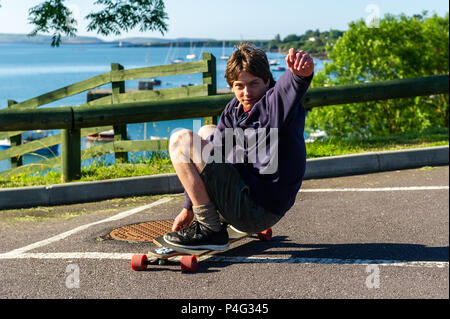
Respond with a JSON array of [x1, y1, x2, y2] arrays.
[[186, 41, 197, 60], [23, 130, 59, 155], [86, 129, 115, 142], [0, 138, 10, 151], [305, 130, 327, 143], [269, 59, 279, 65], [272, 66, 286, 72], [149, 78, 161, 86], [0, 130, 59, 155], [85, 129, 121, 148], [220, 41, 229, 60], [171, 58, 184, 64], [180, 83, 195, 88]]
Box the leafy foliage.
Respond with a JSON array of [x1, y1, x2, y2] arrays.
[[268, 29, 344, 56], [28, 0, 77, 46], [86, 0, 168, 36], [27, 0, 168, 47], [307, 12, 449, 139]]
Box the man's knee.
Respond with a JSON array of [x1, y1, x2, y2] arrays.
[[198, 125, 216, 140], [169, 129, 192, 155]]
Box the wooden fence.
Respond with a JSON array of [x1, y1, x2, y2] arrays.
[[0, 57, 448, 182], [0, 53, 217, 181]]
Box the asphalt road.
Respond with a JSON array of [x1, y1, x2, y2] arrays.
[[0, 166, 448, 302]]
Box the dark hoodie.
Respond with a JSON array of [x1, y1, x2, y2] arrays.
[[184, 70, 313, 217]]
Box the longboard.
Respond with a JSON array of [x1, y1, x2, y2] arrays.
[[131, 226, 272, 272]]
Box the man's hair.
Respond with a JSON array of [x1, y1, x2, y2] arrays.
[[225, 42, 275, 88]]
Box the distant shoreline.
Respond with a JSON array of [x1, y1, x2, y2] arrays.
[[0, 34, 329, 59], [119, 42, 329, 59]]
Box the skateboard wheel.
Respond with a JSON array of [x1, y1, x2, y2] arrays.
[[180, 255, 198, 273], [131, 254, 148, 271], [257, 228, 272, 241]]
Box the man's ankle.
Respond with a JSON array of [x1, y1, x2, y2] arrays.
[[193, 202, 221, 232]]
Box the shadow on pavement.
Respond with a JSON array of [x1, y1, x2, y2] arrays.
[[213, 235, 449, 263], [134, 236, 448, 273]]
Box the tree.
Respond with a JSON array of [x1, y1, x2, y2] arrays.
[[283, 34, 300, 42], [307, 12, 449, 138], [26, 0, 168, 46], [274, 34, 281, 44]]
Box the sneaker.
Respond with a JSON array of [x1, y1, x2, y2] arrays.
[[229, 224, 250, 235], [163, 221, 229, 251]]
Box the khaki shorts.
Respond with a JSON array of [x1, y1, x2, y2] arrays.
[[199, 161, 281, 233]]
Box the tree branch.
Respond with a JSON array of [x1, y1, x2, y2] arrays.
[[27, 0, 168, 47]]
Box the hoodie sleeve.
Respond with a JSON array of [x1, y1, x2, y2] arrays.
[[263, 71, 313, 127], [183, 190, 193, 210]]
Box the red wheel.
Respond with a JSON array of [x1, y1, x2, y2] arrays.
[[131, 254, 148, 271], [180, 255, 198, 273], [257, 228, 272, 241]]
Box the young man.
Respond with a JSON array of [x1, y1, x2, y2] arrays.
[[164, 42, 314, 250]]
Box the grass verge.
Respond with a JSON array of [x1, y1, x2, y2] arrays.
[[0, 128, 448, 188], [306, 128, 449, 158]]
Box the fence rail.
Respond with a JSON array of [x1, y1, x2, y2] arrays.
[[6, 59, 209, 111], [0, 53, 217, 180], [0, 58, 448, 182], [1, 75, 448, 131]]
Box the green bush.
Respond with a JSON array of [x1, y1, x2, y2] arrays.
[[307, 12, 449, 139]]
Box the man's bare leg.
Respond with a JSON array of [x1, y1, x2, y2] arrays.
[[165, 124, 228, 250], [169, 125, 219, 231], [169, 125, 215, 205]]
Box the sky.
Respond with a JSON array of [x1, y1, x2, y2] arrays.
[[0, 0, 448, 41]]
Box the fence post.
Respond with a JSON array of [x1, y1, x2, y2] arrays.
[[61, 128, 81, 182], [202, 53, 218, 125], [111, 63, 128, 164], [7, 100, 23, 168]]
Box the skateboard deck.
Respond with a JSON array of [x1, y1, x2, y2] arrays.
[[131, 225, 272, 272]]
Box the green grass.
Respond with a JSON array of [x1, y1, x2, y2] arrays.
[[306, 128, 449, 158], [0, 151, 175, 188], [0, 128, 448, 188]]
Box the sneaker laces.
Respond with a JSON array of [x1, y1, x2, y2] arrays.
[[178, 221, 204, 237]]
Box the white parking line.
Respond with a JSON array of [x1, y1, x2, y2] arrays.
[[3, 252, 448, 269], [6, 252, 135, 260], [300, 186, 449, 192], [0, 197, 172, 259], [205, 256, 449, 268]]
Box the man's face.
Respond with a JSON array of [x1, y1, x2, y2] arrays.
[[232, 71, 270, 110]]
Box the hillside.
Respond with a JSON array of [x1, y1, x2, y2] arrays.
[[0, 33, 215, 45], [0, 31, 344, 59], [0, 33, 105, 44]]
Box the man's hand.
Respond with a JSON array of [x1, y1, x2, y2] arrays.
[[285, 48, 314, 77], [172, 208, 194, 231]]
